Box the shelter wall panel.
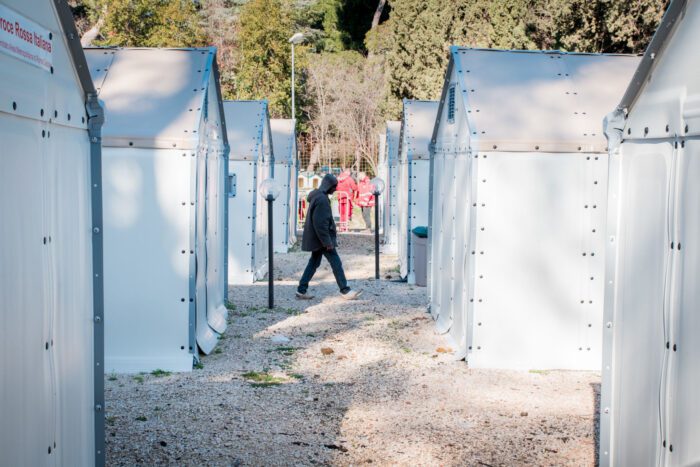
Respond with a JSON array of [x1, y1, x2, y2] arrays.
[[288, 161, 299, 244], [603, 141, 673, 466], [667, 138, 700, 465], [227, 161, 257, 284], [254, 162, 271, 280], [449, 155, 472, 358], [194, 148, 218, 354], [103, 148, 193, 373], [438, 155, 459, 345], [408, 160, 431, 282], [49, 125, 96, 466], [382, 121, 401, 251], [429, 153, 446, 323], [0, 113, 53, 466], [204, 147, 228, 335], [273, 162, 291, 253], [469, 152, 603, 370], [398, 157, 409, 278]]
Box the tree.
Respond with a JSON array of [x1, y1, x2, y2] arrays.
[[234, 0, 300, 119], [379, 0, 668, 112], [304, 51, 384, 173], [202, 0, 240, 99], [74, 0, 207, 47]]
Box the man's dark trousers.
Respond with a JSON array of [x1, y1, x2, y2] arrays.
[[298, 248, 350, 294]]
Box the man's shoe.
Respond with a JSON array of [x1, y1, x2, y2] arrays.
[[341, 289, 362, 300], [296, 291, 314, 300]]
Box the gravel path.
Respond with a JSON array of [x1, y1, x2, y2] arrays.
[[105, 233, 599, 466]]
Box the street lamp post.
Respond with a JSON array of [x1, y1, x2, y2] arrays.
[[370, 177, 385, 280], [288, 32, 304, 121], [260, 178, 281, 309]]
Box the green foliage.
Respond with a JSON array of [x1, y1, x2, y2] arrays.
[[150, 369, 171, 377], [234, 0, 300, 119], [379, 0, 667, 109], [241, 371, 286, 386], [305, 0, 389, 52], [93, 0, 208, 47]]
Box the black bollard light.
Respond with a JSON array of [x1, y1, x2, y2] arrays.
[[260, 178, 281, 309], [370, 177, 386, 280]]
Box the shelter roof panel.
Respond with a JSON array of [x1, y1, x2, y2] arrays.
[[0, 0, 90, 129], [270, 118, 296, 164], [223, 100, 268, 161], [85, 47, 214, 149], [622, 0, 700, 139], [401, 100, 439, 160], [452, 48, 640, 153]]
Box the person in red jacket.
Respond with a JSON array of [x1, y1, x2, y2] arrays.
[[357, 172, 376, 232], [336, 169, 357, 228]]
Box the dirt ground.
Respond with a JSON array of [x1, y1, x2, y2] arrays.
[[105, 234, 600, 466]]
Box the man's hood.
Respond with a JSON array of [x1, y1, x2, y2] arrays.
[[318, 173, 338, 194]]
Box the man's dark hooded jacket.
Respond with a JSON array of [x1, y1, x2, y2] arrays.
[[302, 174, 338, 251]]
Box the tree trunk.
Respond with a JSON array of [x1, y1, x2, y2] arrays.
[[371, 0, 387, 30], [307, 142, 321, 173]]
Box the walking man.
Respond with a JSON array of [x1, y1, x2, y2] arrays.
[[296, 174, 362, 300], [357, 172, 375, 232]]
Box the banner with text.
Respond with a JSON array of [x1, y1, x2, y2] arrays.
[[0, 5, 53, 72]]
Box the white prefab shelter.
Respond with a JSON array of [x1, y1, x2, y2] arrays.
[[397, 100, 439, 282], [600, 1, 700, 465], [86, 47, 229, 373], [382, 121, 401, 252], [1, 0, 105, 464], [271, 118, 298, 252], [429, 47, 639, 370], [225, 100, 272, 284]]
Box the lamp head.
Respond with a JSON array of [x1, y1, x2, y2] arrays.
[[289, 32, 305, 44], [259, 178, 281, 201], [370, 177, 385, 195]]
